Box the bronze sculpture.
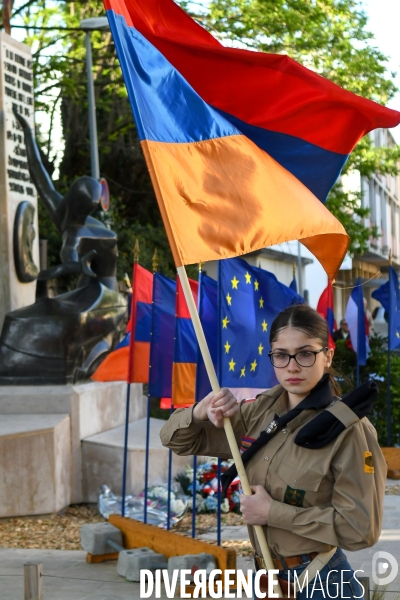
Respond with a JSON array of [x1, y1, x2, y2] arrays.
[[13, 200, 39, 282], [0, 110, 127, 385]]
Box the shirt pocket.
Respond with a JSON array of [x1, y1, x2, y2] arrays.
[[274, 460, 324, 507]]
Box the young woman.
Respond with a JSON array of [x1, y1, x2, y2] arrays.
[[160, 304, 386, 599]]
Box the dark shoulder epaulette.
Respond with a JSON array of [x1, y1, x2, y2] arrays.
[[294, 380, 378, 449]]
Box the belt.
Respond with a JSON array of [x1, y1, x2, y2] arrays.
[[255, 552, 318, 571]]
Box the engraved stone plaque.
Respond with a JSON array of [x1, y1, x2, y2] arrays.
[[0, 33, 38, 329]]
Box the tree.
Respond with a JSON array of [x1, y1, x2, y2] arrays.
[[8, 0, 176, 281], [184, 0, 400, 254], [6, 0, 400, 280], [333, 335, 400, 445]]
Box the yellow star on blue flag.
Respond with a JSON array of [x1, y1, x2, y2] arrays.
[[218, 257, 304, 389]]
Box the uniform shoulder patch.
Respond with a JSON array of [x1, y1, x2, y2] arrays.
[[284, 485, 305, 507], [364, 451, 375, 474]]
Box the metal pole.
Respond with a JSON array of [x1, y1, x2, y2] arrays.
[[144, 395, 151, 523], [388, 264, 392, 446], [191, 455, 197, 538], [121, 383, 131, 517], [85, 31, 100, 180], [388, 349, 391, 446], [297, 241, 303, 296], [167, 446, 173, 531], [217, 458, 222, 546]]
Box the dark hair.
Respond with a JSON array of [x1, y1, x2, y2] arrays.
[[269, 304, 342, 396]]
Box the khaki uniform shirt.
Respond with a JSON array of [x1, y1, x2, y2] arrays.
[[160, 385, 386, 558]]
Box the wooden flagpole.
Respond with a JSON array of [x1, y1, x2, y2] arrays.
[[177, 265, 283, 596]]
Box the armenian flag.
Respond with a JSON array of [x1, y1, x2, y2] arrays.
[[317, 281, 336, 349], [127, 263, 153, 382], [92, 263, 152, 382], [103, 0, 400, 279], [148, 273, 176, 398], [172, 277, 199, 406], [91, 332, 130, 382]]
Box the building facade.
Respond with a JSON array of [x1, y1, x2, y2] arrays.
[[336, 128, 400, 320]]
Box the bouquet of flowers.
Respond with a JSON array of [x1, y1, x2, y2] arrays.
[[175, 459, 241, 514], [98, 483, 187, 527]]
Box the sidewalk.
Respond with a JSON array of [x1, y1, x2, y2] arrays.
[[1, 484, 399, 599]]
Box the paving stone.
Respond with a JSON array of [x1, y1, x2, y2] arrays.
[[168, 552, 217, 581], [80, 522, 123, 555], [1, 483, 400, 599], [117, 547, 167, 580]]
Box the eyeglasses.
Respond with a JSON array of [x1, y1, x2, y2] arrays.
[[268, 347, 328, 368]]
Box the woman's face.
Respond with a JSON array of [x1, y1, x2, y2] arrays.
[[270, 326, 334, 399]]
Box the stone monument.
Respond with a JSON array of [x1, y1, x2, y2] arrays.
[[0, 33, 149, 516], [0, 32, 39, 330]]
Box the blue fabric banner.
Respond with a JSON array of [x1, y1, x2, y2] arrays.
[[372, 266, 400, 351], [346, 278, 367, 366], [148, 273, 176, 397], [196, 273, 218, 402]]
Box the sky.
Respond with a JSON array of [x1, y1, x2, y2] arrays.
[[277, 0, 400, 310], [187, 0, 400, 141], [363, 0, 400, 142]]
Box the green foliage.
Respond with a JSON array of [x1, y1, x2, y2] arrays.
[[325, 185, 379, 255], [349, 136, 400, 179], [200, 0, 397, 102], [183, 0, 400, 250], [105, 206, 198, 280], [11, 0, 177, 279], [149, 396, 170, 420], [333, 335, 400, 446], [9, 0, 400, 280]]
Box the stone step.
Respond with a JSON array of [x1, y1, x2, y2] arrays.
[[82, 417, 190, 502], [0, 414, 71, 517], [0, 381, 146, 503]]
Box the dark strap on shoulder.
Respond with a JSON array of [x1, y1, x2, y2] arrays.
[[221, 374, 333, 495], [294, 380, 378, 449]]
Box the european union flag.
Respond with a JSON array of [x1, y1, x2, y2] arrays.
[[372, 266, 400, 351], [196, 273, 218, 402], [218, 258, 304, 391], [148, 273, 176, 398]]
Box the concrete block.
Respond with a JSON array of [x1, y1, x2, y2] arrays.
[[0, 381, 146, 503], [82, 418, 189, 501], [116, 548, 167, 581], [168, 553, 217, 580], [80, 522, 123, 555], [0, 414, 71, 517]]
